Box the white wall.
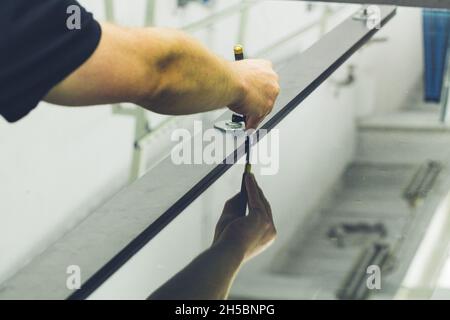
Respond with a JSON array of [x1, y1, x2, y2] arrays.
[[350, 7, 424, 116], [0, 0, 424, 298], [0, 105, 135, 284]]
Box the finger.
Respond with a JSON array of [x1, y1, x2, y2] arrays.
[[222, 193, 246, 218], [245, 173, 265, 213], [256, 184, 270, 211]]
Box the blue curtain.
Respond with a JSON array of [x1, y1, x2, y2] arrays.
[[423, 9, 450, 102]]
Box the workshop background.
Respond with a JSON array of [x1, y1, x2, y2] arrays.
[[1, 0, 450, 299]]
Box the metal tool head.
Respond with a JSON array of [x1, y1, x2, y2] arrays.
[[234, 44, 244, 60], [214, 120, 246, 135]]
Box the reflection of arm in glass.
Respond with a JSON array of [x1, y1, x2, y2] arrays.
[[148, 174, 276, 300]]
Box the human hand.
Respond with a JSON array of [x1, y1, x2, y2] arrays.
[[213, 173, 277, 262], [229, 60, 280, 129]]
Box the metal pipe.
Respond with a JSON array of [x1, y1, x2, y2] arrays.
[[237, 0, 251, 45], [145, 0, 157, 26], [291, 0, 450, 9], [104, 0, 115, 22]]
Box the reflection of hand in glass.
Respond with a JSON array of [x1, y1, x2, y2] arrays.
[[213, 173, 277, 262], [149, 173, 276, 300]]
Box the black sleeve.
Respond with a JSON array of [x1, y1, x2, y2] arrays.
[[0, 0, 102, 123]]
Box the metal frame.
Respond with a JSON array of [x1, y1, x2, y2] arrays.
[[295, 0, 450, 9], [106, 0, 157, 182]]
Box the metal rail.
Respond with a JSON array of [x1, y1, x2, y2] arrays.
[[294, 0, 450, 9]]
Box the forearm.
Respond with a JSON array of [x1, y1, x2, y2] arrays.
[[149, 242, 244, 300], [46, 23, 244, 115]]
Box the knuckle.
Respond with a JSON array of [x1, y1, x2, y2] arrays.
[[269, 232, 277, 242], [271, 81, 280, 92], [264, 226, 277, 241], [275, 84, 281, 95], [271, 225, 277, 237], [260, 106, 268, 116], [223, 201, 233, 210], [263, 222, 275, 234], [259, 215, 270, 225]]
